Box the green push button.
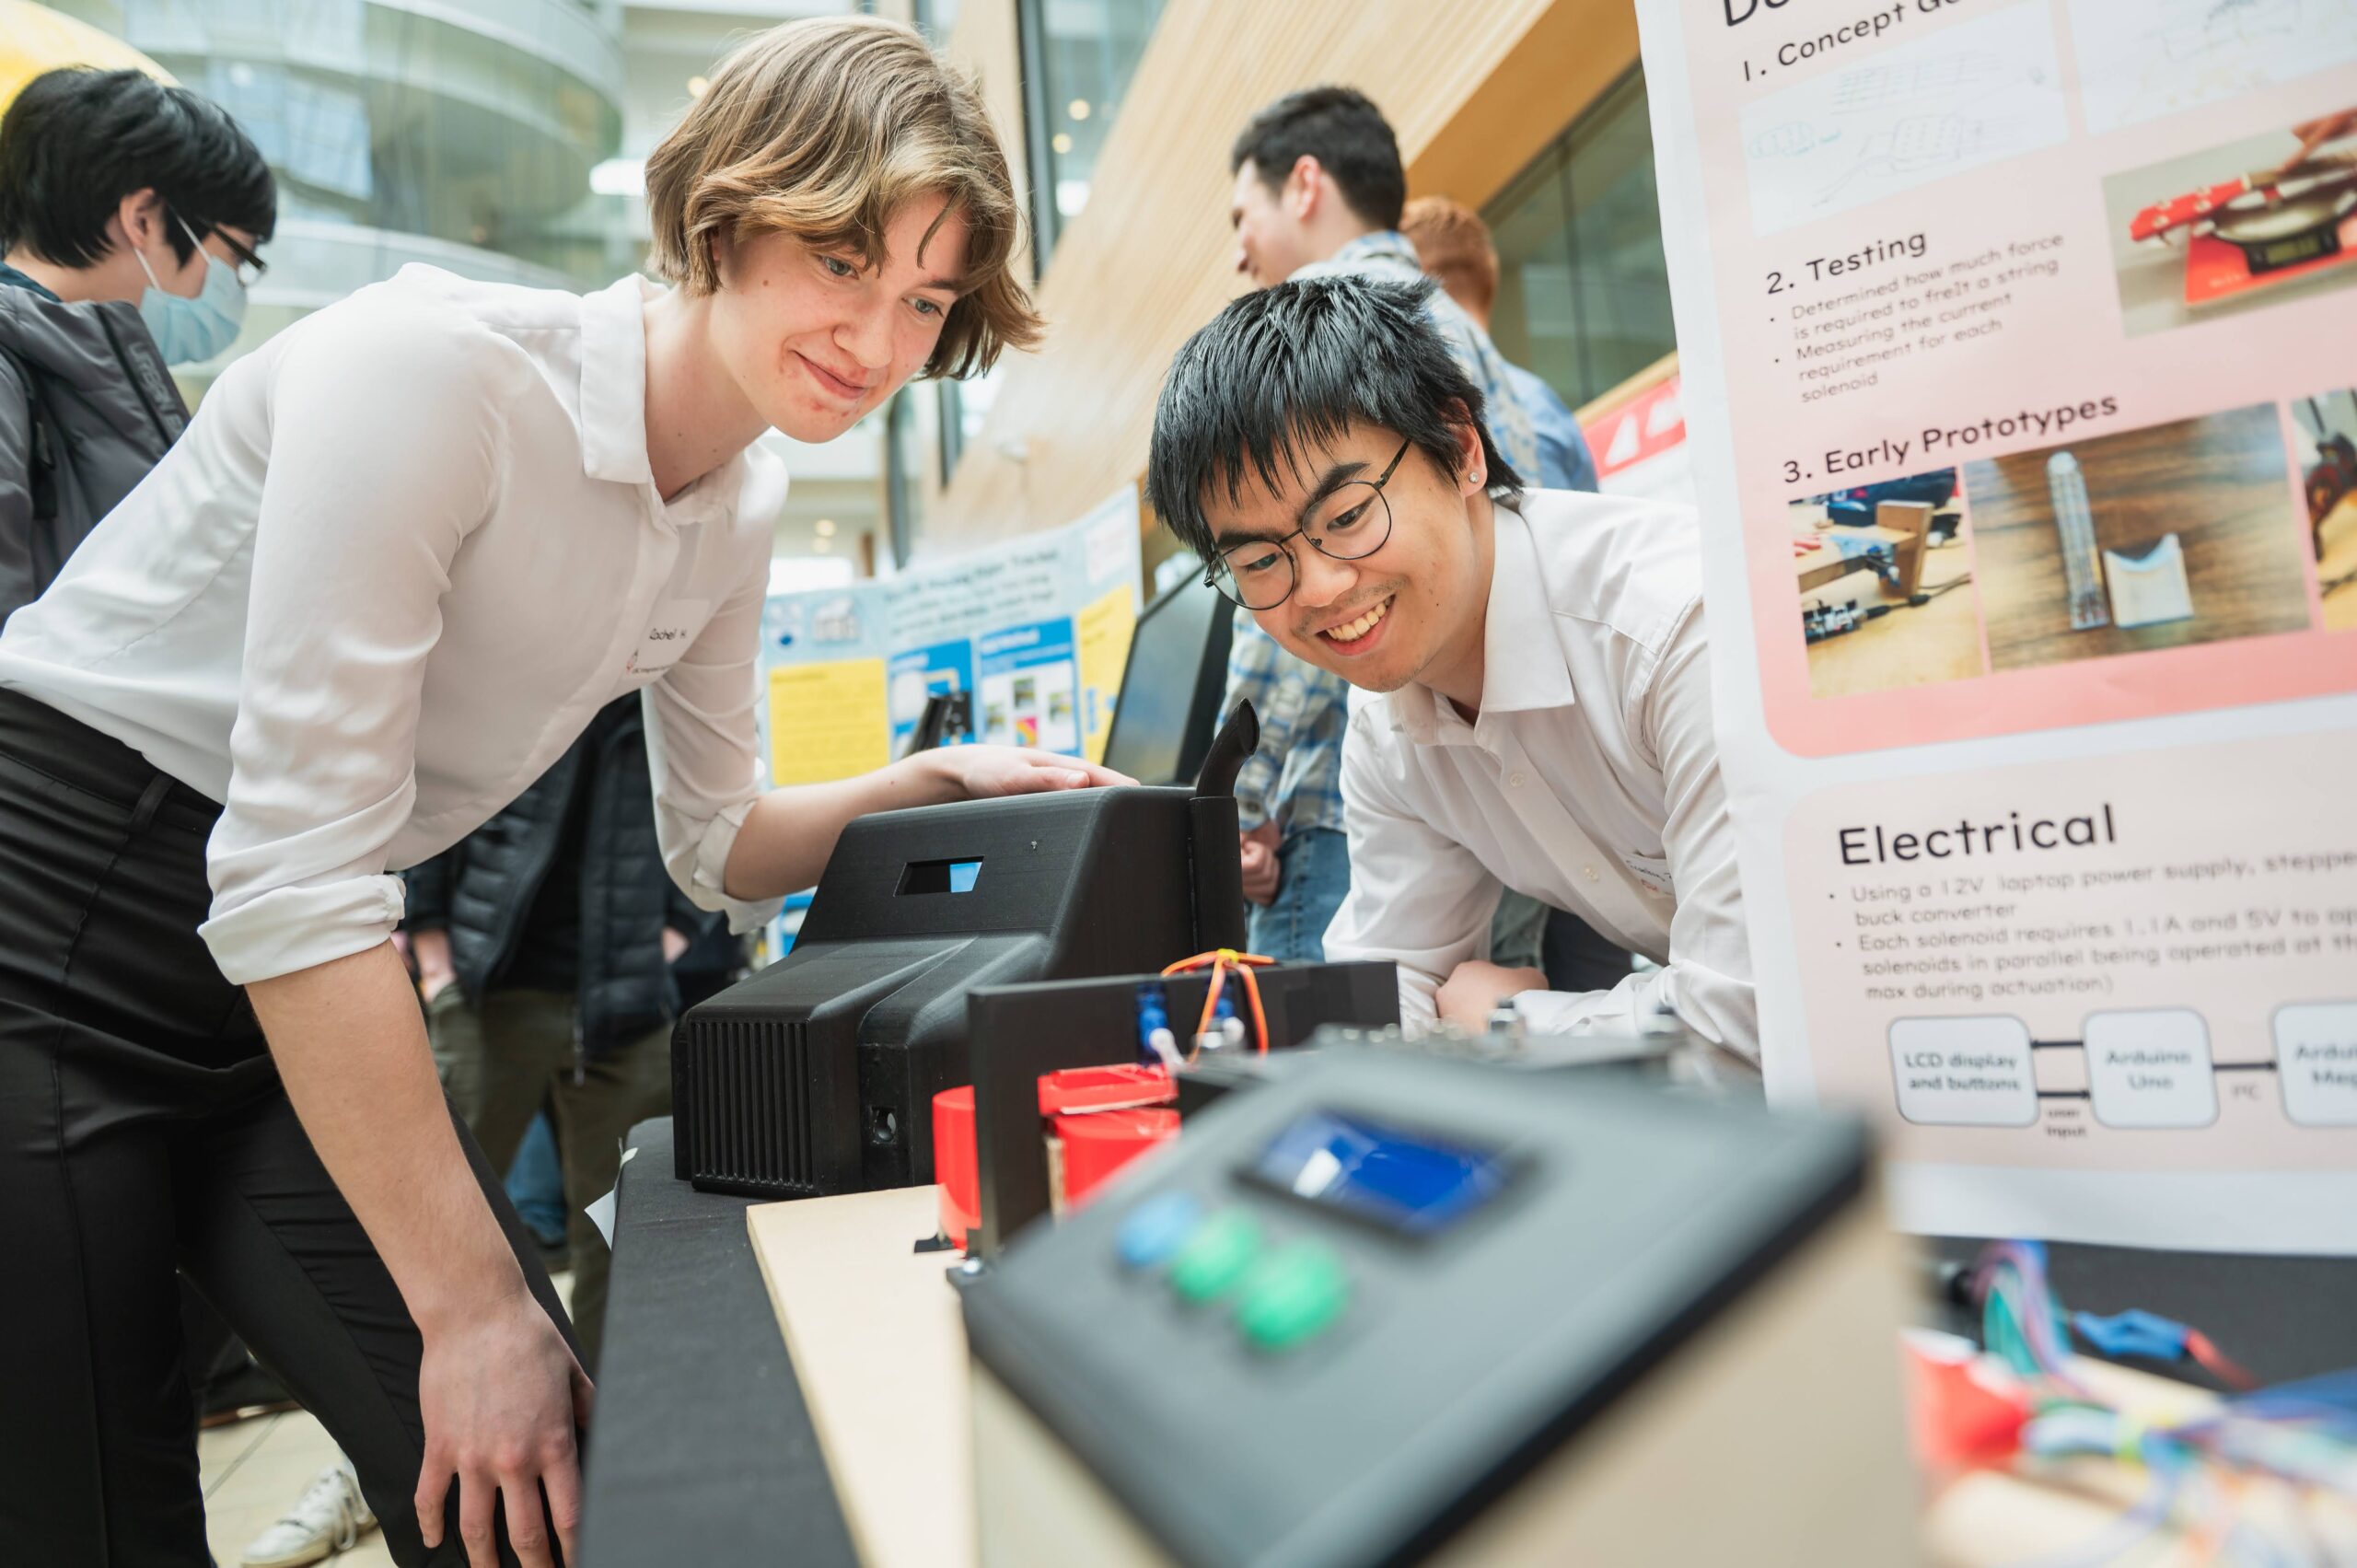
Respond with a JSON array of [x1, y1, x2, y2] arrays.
[[1168, 1209, 1261, 1304], [1236, 1242, 1350, 1351]]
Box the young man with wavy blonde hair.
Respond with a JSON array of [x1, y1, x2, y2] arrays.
[[0, 18, 1107, 1567]]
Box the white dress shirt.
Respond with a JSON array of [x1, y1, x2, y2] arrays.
[[0, 265, 786, 985], [1320, 490, 1757, 1054]]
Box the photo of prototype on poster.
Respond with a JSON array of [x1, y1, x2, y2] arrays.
[[1965, 404, 2314, 671], [2293, 388, 2357, 631], [2103, 108, 2357, 338], [1789, 470, 1984, 698]]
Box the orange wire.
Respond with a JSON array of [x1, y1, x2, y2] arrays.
[[1158, 949, 1275, 975], [2184, 1331, 2258, 1391], [1197, 962, 1227, 1037], [1158, 949, 1275, 1046], [1237, 961, 1270, 1053]]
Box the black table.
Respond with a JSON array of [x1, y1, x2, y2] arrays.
[[579, 1118, 856, 1568], [582, 1117, 2357, 1564]]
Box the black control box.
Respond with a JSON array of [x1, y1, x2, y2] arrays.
[[674, 784, 1241, 1198]]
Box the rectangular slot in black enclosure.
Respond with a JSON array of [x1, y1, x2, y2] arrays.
[[897, 858, 983, 896]]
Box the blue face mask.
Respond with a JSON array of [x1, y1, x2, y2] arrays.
[[133, 215, 248, 365]]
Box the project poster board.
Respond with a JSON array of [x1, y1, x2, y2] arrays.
[[1635, 0, 2357, 1251], [1582, 369, 1696, 507], [761, 487, 1143, 785]]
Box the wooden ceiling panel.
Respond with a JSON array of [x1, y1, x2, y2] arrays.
[[927, 0, 1633, 552]]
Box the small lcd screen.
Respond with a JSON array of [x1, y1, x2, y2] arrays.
[[898, 858, 982, 895], [1249, 1109, 1515, 1237]]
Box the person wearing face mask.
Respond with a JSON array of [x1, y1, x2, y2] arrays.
[[0, 66, 273, 626], [0, 19, 1120, 1568], [0, 64, 300, 1450]]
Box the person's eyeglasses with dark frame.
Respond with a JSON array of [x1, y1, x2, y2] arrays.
[[172, 208, 268, 288], [1204, 435, 1411, 611]]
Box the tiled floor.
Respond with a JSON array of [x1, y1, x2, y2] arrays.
[[200, 1411, 397, 1568], [198, 1270, 571, 1568]]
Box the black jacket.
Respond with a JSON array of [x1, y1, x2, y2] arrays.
[[0, 270, 187, 623], [403, 697, 718, 1058]]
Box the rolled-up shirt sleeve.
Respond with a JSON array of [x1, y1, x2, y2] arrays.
[[199, 306, 519, 984], [1320, 709, 1504, 1025], [642, 535, 783, 935]]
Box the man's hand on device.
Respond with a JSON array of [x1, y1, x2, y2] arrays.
[[1238, 821, 1282, 905], [1436, 959, 1549, 1030]]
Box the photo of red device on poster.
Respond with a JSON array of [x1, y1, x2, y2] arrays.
[[2122, 108, 2357, 311]]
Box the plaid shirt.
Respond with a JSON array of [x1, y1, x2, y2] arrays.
[[1226, 612, 1352, 835], [1292, 231, 1543, 482], [1222, 231, 1545, 841]]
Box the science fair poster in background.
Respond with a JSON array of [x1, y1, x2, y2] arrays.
[[1635, 0, 2357, 1251], [759, 488, 1142, 785]]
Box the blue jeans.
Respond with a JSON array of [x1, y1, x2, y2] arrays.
[[1247, 826, 1352, 962], [505, 1109, 568, 1247]]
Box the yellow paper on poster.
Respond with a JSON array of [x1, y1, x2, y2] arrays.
[[1075, 584, 1137, 763], [767, 659, 889, 785]]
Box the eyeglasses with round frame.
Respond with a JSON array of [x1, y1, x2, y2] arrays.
[[1203, 436, 1411, 611]]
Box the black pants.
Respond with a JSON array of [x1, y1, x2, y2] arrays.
[[0, 689, 576, 1566]]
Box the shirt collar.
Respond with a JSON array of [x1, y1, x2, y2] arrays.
[[1376, 501, 1573, 745], [1478, 502, 1576, 716], [577, 273, 655, 486], [0, 262, 61, 303], [1298, 230, 1426, 286]]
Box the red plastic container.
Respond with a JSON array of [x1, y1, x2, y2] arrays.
[[932, 1085, 979, 1249], [1037, 1063, 1175, 1115], [1051, 1108, 1179, 1211]]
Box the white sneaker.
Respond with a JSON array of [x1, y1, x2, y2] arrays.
[[241, 1455, 378, 1568]]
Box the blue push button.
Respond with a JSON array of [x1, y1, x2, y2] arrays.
[[1115, 1191, 1202, 1270]]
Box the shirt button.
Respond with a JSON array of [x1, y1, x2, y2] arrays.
[[1508, 771, 1527, 788], [1584, 865, 1599, 882]]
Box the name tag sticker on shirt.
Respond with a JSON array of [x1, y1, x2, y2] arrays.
[[626, 598, 710, 679], [1619, 851, 1675, 897]]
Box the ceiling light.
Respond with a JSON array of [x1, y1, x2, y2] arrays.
[[589, 157, 644, 197], [687, 75, 710, 99], [1067, 99, 1090, 121], [1051, 133, 1073, 155], [814, 517, 837, 537]]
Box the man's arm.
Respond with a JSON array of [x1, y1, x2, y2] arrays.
[[1320, 711, 1504, 1024], [1479, 606, 1756, 1052]]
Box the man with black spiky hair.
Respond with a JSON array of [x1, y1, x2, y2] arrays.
[[1149, 273, 1754, 1053], [1216, 85, 1548, 967]]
